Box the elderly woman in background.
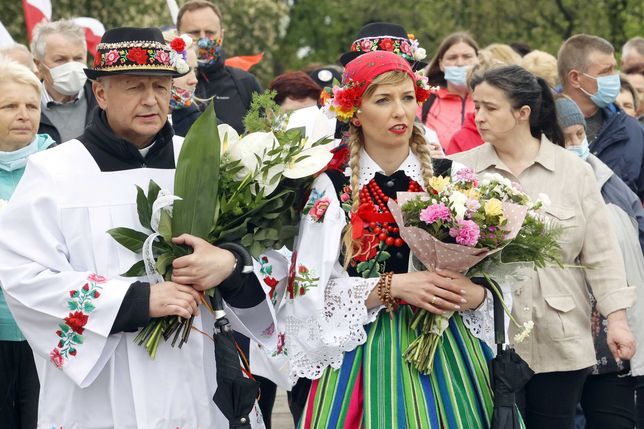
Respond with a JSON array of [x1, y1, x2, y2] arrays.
[[451, 65, 635, 429], [421, 32, 480, 148], [0, 59, 55, 428]]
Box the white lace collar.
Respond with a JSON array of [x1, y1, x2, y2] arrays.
[[353, 147, 425, 187]]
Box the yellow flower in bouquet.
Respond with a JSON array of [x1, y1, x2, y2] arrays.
[[484, 198, 504, 217], [429, 176, 451, 194]]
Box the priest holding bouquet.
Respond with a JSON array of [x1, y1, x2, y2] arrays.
[[0, 27, 276, 428]]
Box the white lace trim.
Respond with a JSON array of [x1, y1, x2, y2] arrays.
[[285, 277, 379, 385], [461, 290, 496, 351], [357, 148, 424, 187]]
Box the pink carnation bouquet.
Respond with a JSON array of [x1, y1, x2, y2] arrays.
[[388, 168, 549, 374]]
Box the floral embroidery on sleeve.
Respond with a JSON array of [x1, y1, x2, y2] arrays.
[[273, 332, 286, 356], [287, 262, 319, 299], [302, 189, 330, 222], [50, 274, 106, 369], [259, 256, 279, 302]]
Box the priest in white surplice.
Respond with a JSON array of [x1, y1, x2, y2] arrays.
[[0, 27, 278, 429]]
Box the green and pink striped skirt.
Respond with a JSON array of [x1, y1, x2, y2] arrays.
[[298, 307, 496, 428]]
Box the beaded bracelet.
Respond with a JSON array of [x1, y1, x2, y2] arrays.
[[377, 272, 398, 315]]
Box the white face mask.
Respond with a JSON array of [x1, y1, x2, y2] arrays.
[[47, 61, 87, 96]]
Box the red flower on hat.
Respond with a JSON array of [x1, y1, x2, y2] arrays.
[[127, 47, 149, 65], [104, 50, 120, 66], [379, 38, 394, 52], [400, 40, 411, 55], [170, 37, 186, 53], [359, 39, 373, 52], [93, 54, 102, 68]]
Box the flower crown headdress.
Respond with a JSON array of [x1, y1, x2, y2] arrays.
[[168, 34, 193, 75], [322, 51, 435, 123]]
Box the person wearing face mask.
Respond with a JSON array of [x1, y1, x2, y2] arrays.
[[555, 96, 644, 429], [0, 60, 55, 429], [176, 0, 263, 134], [30, 19, 98, 145], [421, 32, 480, 149], [558, 34, 644, 200], [164, 33, 205, 137], [451, 65, 636, 429]]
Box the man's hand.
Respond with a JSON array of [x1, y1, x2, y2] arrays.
[[607, 310, 636, 361], [149, 281, 201, 319], [171, 234, 237, 291]]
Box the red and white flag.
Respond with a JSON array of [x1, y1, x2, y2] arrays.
[[72, 17, 105, 56], [22, 0, 51, 42]]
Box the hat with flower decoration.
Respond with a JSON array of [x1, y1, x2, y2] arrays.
[[322, 50, 433, 122], [86, 27, 189, 80], [339, 22, 428, 71]]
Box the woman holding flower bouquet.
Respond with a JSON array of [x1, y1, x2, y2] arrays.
[[451, 65, 636, 429], [282, 50, 497, 428]]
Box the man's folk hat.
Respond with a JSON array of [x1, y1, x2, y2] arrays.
[[86, 27, 188, 80], [339, 22, 428, 71]]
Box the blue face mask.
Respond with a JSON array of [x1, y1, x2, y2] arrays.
[[444, 66, 468, 87], [581, 73, 621, 108], [567, 136, 590, 161]]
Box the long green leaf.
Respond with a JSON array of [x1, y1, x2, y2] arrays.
[[107, 228, 149, 253], [136, 186, 151, 229], [121, 260, 146, 277], [172, 102, 220, 239]]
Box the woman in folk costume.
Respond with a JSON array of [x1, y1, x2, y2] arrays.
[[283, 50, 497, 428]]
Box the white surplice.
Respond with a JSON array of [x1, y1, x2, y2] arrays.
[[0, 139, 278, 429]]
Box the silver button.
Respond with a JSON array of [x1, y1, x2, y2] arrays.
[[241, 417, 247, 423]]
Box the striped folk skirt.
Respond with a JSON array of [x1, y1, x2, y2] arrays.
[[298, 307, 495, 429]]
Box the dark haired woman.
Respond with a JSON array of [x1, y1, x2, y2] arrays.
[[451, 65, 635, 429], [420, 32, 479, 149]]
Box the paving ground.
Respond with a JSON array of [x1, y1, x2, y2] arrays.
[[270, 388, 295, 429]]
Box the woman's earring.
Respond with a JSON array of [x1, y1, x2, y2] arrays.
[[353, 119, 361, 127]]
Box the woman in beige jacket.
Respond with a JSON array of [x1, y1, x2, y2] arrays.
[[451, 65, 635, 429]]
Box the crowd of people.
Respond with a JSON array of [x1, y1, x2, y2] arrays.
[[1, 0, 644, 428]]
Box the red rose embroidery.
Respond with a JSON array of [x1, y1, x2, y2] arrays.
[[286, 252, 298, 299], [50, 348, 64, 368], [309, 198, 330, 221], [82, 284, 90, 291], [127, 47, 149, 65], [64, 311, 89, 335], [264, 276, 279, 288], [379, 38, 394, 51], [69, 349, 77, 356], [69, 290, 77, 297], [104, 50, 120, 66], [170, 38, 186, 52], [298, 265, 308, 274], [56, 330, 62, 337], [93, 291, 101, 298], [354, 233, 379, 262]]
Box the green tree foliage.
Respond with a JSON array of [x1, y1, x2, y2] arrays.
[[2, 0, 642, 84]]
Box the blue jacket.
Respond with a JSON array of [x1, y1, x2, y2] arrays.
[[589, 105, 644, 200]]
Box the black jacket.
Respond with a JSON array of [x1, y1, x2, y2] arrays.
[[77, 109, 264, 333], [589, 105, 644, 200], [38, 81, 99, 144], [195, 51, 262, 134]]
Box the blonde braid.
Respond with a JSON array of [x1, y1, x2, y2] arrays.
[[409, 124, 434, 189], [341, 125, 363, 268]]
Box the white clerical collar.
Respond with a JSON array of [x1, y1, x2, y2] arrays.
[[357, 147, 424, 187], [138, 141, 156, 157]]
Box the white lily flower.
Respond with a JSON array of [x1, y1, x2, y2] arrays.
[[448, 190, 468, 220], [282, 106, 335, 179], [228, 131, 281, 193], [217, 124, 239, 154], [513, 320, 534, 344]]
